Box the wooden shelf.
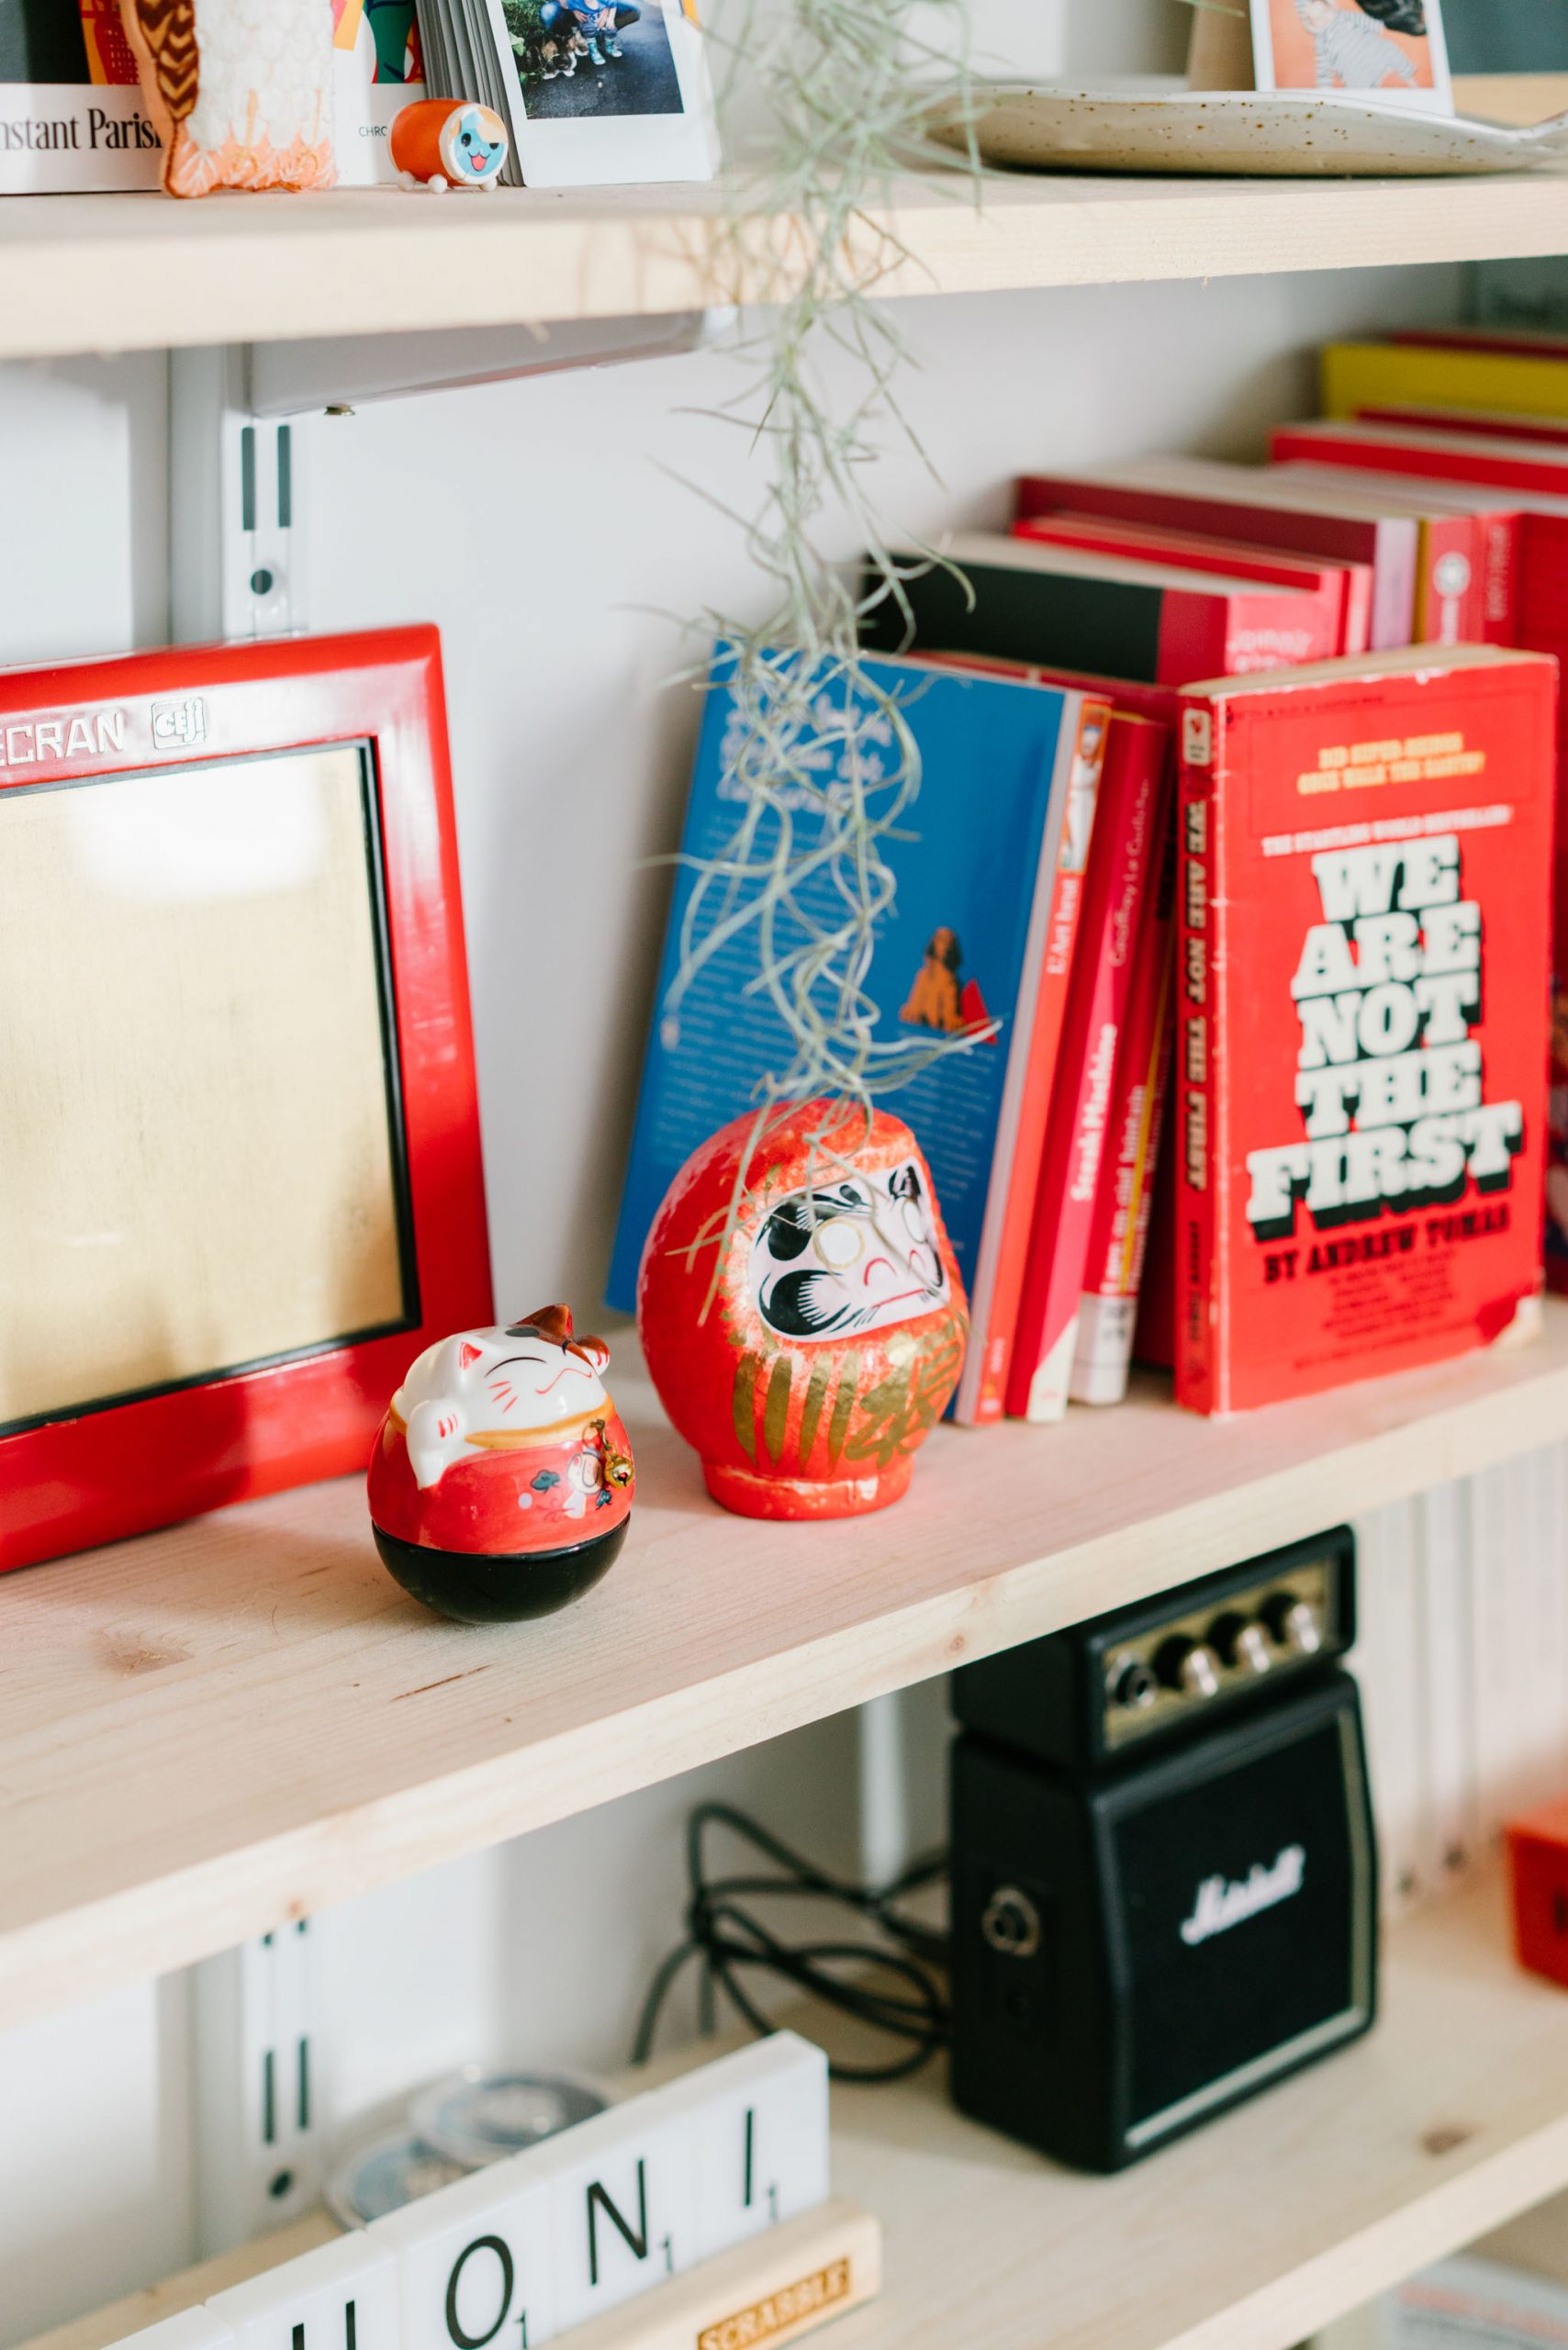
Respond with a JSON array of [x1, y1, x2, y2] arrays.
[[5, 1309, 1568, 2036], [7, 147, 1568, 363], [28, 1876, 1568, 2350]]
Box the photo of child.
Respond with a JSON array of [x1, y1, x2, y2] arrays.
[[1253, 0, 1452, 107], [501, 0, 685, 117]]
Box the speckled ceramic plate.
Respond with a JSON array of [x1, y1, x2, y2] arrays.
[[927, 83, 1568, 177]]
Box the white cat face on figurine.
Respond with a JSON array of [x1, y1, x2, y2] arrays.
[[395, 1307, 612, 1488]]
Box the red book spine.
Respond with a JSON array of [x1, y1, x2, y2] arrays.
[[961, 698, 1114, 1425], [1004, 717, 1171, 1420], [1173, 695, 1223, 1416], [1417, 512, 1491, 647], [1270, 431, 1521, 645], [1070, 791, 1178, 1406]]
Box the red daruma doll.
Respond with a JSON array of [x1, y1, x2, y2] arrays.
[[369, 1306, 633, 1623], [639, 1101, 967, 1521]]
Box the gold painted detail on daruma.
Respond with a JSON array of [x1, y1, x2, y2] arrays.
[[696, 2257, 854, 2350]]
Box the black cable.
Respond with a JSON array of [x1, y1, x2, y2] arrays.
[[633, 1802, 951, 2083]]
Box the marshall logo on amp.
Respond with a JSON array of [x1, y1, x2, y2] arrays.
[[949, 1530, 1376, 2173], [1180, 1843, 1305, 1945]]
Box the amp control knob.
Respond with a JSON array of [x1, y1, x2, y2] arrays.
[[1154, 1635, 1221, 1700], [1210, 1611, 1272, 1676], [1261, 1590, 1324, 1656]]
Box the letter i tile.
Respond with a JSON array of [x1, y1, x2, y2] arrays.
[[666, 2032, 831, 2261]]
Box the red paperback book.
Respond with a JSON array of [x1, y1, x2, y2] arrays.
[[1007, 712, 1173, 1421], [1175, 645, 1555, 1415], [1071, 802, 1178, 1407], [1014, 511, 1371, 656], [951, 690, 1114, 1425], [1017, 462, 1419, 652]]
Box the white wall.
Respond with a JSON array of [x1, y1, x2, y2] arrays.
[[0, 252, 1467, 2340]]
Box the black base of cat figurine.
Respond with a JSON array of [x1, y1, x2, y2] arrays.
[[373, 1517, 629, 1626]]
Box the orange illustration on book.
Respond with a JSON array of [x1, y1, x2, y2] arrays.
[[118, 0, 336, 196], [901, 927, 993, 1037]]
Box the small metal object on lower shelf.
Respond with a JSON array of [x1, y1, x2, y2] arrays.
[[409, 2067, 610, 2168], [325, 2130, 468, 2226]]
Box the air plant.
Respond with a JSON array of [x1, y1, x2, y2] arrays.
[[655, 0, 991, 1256]]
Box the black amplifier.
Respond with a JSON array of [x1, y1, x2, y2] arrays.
[[953, 1527, 1356, 1772], [947, 1534, 1375, 2173]]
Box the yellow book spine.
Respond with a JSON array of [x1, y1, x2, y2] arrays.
[[1322, 341, 1568, 425]]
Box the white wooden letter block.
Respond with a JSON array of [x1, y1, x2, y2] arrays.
[[543, 2097, 699, 2333], [112, 2317, 240, 2350], [664, 2033, 831, 2261], [207, 2232, 401, 2350], [370, 2150, 556, 2350]]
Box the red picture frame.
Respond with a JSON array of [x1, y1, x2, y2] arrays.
[[0, 626, 492, 1572]]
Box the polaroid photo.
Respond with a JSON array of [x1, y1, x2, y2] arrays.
[[1251, 0, 1453, 112], [483, 0, 719, 186]]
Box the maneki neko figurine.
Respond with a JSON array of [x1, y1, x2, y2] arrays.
[[368, 1306, 633, 1623], [639, 1100, 967, 1522]]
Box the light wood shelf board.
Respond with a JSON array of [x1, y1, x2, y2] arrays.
[[6, 154, 1568, 363], [2, 1308, 1567, 2035], [25, 1880, 1568, 2350]]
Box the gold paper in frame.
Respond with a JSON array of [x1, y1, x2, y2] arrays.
[[0, 742, 413, 1432]]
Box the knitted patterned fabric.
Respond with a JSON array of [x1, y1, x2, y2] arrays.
[[119, 0, 336, 196]]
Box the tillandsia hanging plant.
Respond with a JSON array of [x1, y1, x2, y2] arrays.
[[636, 0, 991, 1518]]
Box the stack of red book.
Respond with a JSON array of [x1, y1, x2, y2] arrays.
[[854, 390, 1558, 1422]]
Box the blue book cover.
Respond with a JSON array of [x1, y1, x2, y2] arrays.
[[607, 650, 1081, 1314]]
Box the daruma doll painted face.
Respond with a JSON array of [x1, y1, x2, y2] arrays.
[[368, 1305, 633, 1622], [638, 1102, 967, 1520]]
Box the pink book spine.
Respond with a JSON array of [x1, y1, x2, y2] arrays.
[[1070, 800, 1177, 1406], [1005, 722, 1171, 1423]]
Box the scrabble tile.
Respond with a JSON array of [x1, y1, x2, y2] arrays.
[[111, 2316, 238, 2350], [659, 2033, 831, 2260], [207, 2231, 400, 2350], [544, 2096, 698, 2332], [369, 2152, 556, 2350]]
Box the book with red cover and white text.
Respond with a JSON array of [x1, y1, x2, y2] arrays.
[[1014, 511, 1371, 656], [1175, 645, 1554, 1416], [1008, 711, 1172, 1421], [1071, 804, 1178, 1407]]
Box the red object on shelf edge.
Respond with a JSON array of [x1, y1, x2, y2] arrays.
[[1508, 1798, 1568, 1989], [0, 627, 492, 1572]]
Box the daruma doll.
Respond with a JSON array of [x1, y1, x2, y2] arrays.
[[639, 1101, 967, 1521]]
